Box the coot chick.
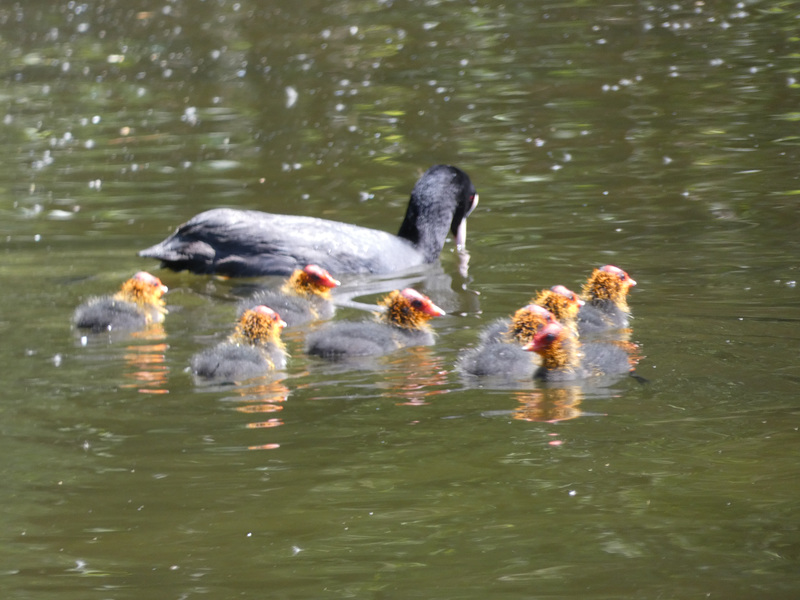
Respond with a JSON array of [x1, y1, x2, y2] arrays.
[[577, 265, 637, 336], [526, 322, 634, 382], [305, 288, 445, 360], [191, 305, 287, 382], [240, 264, 340, 327], [533, 285, 584, 335], [139, 165, 478, 277], [73, 271, 168, 333], [457, 304, 556, 379], [470, 284, 581, 349]]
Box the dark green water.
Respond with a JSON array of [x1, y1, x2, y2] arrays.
[[2, 1, 799, 598]]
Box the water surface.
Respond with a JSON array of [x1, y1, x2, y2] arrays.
[[2, 1, 799, 598]]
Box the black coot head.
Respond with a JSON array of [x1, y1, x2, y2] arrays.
[[397, 165, 478, 259], [446, 167, 479, 238]]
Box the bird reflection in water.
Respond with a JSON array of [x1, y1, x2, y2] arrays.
[[512, 387, 583, 423], [381, 347, 449, 407], [230, 379, 290, 450], [119, 324, 169, 394]]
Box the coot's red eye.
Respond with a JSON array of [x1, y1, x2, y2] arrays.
[[464, 193, 479, 217]]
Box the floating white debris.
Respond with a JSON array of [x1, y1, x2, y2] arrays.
[[285, 86, 298, 108], [181, 107, 198, 125], [205, 160, 241, 171]]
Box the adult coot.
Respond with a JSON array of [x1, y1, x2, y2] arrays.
[[526, 322, 635, 382], [305, 288, 445, 360], [577, 265, 637, 336], [191, 305, 287, 382], [139, 165, 478, 277], [73, 271, 168, 333], [239, 264, 340, 327]]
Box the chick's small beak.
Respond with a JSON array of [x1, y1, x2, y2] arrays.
[[425, 301, 446, 317]]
